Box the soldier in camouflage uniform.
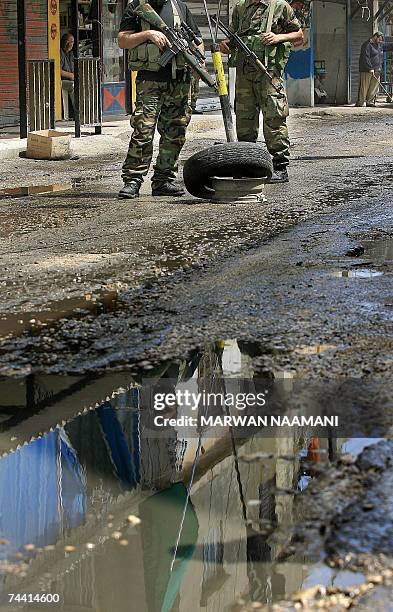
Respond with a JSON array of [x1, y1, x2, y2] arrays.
[[220, 0, 302, 183], [118, 0, 202, 199], [189, 73, 200, 115]]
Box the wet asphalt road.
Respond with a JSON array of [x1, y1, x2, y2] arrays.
[[0, 112, 392, 377], [0, 111, 392, 610]]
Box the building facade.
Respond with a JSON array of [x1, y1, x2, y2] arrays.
[[286, 0, 377, 106], [0, 0, 388, 131], [0, 0, 129, 129], [0, 0, 48, 128]]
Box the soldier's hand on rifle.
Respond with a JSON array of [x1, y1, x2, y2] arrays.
[[261, 32, 280, 45], [219, 39, 230, 54], [147, 30, 170, 50]]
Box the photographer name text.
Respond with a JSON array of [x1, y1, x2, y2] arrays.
[[153, 414, 339, 428]]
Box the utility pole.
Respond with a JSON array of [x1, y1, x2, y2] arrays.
[[71, 0, 81, 137], [17, 0, 28, 138]]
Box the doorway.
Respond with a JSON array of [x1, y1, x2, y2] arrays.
[[313, 1, 348, 104]]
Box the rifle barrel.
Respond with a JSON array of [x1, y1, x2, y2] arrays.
[[215, 0, 223, 40], [212, 16, 282, 93], [181, 21, 202, 47], [202, 0, 215, 43]]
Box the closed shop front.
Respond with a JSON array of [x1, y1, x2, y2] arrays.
[[0, 2, 19, 128], [0, 0, 48, 129]]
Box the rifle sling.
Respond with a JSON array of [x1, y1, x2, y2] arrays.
[[265, 0, 277, 65], [170, 0, 182, 77]]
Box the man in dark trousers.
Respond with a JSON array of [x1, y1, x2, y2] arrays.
[[60, 32, 75, 113], [357, 31, 393, 107], [117, 0, 203, 199]]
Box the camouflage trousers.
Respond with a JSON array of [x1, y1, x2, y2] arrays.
[[188, 74, 200, 114], [122, 78, 192, 188], [235, 63, 290, 168]]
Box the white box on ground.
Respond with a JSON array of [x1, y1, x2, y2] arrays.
[[26, 130, 72, 160]]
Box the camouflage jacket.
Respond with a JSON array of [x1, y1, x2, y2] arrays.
[[229, 0, 301, 74]]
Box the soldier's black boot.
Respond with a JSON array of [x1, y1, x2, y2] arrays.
[[118, 179, 142, 199], [267, 166, 289, 184], [152, 182, 185, 196]]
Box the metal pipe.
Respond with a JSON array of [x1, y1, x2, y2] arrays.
[[347, 0, 351, 104], [202, 0, 236, 142], [215, 0, 223, 41], [375, 0, 391, 20], [202, 0, 215, 43], [71, 0, 81, 138], [379, 3, 393, 22], [372, 73, 392, 97], [17, 0, 27, 138], [92, 0, 103, 134], [50, 60, 55, 129]]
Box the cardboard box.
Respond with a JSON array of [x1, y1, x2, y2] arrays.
[[26, 130, 72, 160]]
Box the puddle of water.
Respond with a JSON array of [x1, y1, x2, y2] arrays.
[[0, 291, 120, 339], [341, 437, 383, 456], [0, 408, 327, 609], [332, 268, 383, 278], [295, 344, 336, 355], [0, 184, 72, 199], [71, 173, 115, 187], [333, 569, 366, 588], [0, 173, 116, 200], [0, 340, 386, 610], [295, 155, 366, 161], [363, 237, 393, 264], [302, 564, 366, 592]]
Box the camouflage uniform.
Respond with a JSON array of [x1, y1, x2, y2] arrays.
[[230, 0, 301, 168], [189, 73, 200, 112], [119, 0, 201, 188], [122, 78, 193, 188]]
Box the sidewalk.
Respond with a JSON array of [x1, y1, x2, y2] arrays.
[[1, 103, 392, 161]]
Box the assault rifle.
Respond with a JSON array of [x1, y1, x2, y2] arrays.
[[211, 16, 283, 94], [129, 0, 216, 88], [160, 21, 206, 67]]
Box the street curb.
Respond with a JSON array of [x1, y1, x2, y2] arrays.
[[1, 105, 392, 161], [0, 138, 27, 161]]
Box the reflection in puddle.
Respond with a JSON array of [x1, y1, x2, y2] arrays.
[[71, 173, 115, 187], [363, 237, 393, 263], [0, 291, 119, 338], [341, 437, 383, 456], [0, 340, 383, 610], [295, 344, 336, 355], [0, 173, 116, 200], [332, 268, 383, 278], [302, 564, 366, 594], [0, 184, 72, 198]]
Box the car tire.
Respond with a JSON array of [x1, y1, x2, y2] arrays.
[[183, 142, 273, 199]]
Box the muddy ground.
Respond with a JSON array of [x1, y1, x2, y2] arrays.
[[0, 110, 392, 609]]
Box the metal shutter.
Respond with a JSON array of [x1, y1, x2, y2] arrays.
[[0, 1, 19, 128], [26, 0, 48, 62], [0, 0, 47, 130]]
